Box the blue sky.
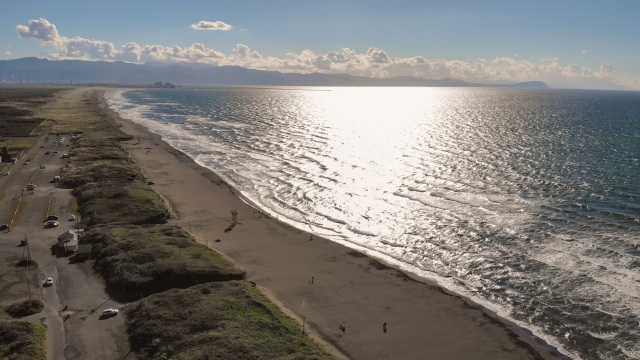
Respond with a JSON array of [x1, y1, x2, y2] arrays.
[[2, 1, 639, 89]]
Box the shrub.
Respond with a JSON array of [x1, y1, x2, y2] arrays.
[[5, 299, 44, 318]]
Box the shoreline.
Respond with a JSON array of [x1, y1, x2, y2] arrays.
[[100, 88, 565, 360]]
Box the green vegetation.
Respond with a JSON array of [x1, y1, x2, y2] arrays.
[[5, 299, 44, 318], [73, 182, 168, 226], [126, 281, 332, 360], [62, 138, 143, 187], [42, 88, 126, 138], [84, 225, 244, 301], [0, 321, 46, 360], [61, 134, 169, 226]]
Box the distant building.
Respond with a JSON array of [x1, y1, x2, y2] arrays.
[[152, 81, 176, 88]]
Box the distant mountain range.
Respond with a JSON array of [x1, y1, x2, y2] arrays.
[[0, 57, 549, 89]]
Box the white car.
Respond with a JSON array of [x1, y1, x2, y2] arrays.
[[45, 277, 54, 286], [101, 308, 119, 316]]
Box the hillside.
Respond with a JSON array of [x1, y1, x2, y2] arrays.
[[0, 57, 549, 89]]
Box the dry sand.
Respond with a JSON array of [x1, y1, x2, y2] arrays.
[[94, 87, 562, 360]]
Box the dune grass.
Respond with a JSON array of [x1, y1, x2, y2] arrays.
[[82, 224, 244, 301], [0, 321, 46, 360], [72, 182, 168, 226], [61, 138, 143, 188], [125, 281, 333, 360]]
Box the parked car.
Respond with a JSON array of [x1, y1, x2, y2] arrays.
[[44, 151, 51, 155], [26, 184, 36, 190], [45, 277, 54, 286], [40, 165, 46, 169], [0, 224, 9, 231], [101, 309, 119, 316], [69, 215, 76, 221], [44, 220, 59, 228], [46, 215, 59, 221]]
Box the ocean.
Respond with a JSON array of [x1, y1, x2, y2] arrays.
[[105, 86, 640, 360]]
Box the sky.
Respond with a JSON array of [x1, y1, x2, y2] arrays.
[[1, 0, 639, 90]]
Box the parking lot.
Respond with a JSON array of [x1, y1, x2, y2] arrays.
[[0, 134, 129, 360]]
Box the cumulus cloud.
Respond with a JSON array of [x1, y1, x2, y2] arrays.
[[17, 18, 119, 60], [121, 42, 225, 63], [191, 21, 232, 31], [16, 18, 62, 46], [58, 37, 120, 59], [14, 18, 639, 89]]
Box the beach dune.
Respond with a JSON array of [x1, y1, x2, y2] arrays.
[[103, 88, 559, 360]]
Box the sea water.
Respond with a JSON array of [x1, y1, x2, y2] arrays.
[[105, 86, 640, 360]]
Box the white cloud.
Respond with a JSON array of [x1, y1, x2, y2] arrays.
[[121, 42, 225, 63], [17, 18, 119, 60], [14, 18, 640, 89], [599, 64, 613, 75], [4, 51, 11, 56], [191, 21, 232, 31], [16, 18, 63, 46], [57, 37, 120, 60]]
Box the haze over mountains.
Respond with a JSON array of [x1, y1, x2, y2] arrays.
[[0, 57, 548, 89]]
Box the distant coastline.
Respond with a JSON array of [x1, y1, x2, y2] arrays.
[[0, 57, 549, 89]]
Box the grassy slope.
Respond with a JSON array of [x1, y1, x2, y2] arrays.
[[126, 281, 332, 360], [0, 321, 47, 360], [84, 224, 244, 301]]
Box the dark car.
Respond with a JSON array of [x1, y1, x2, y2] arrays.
[[0, 224, 9, 231], [44, 220, 59, 228]]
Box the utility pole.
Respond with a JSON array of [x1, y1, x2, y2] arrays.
[[25, 235, 32, 300]]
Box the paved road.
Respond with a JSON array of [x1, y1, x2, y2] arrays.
[[1, 133, 127, 360]]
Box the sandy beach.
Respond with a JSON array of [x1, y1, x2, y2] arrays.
[[94, 87, 561, 360]]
